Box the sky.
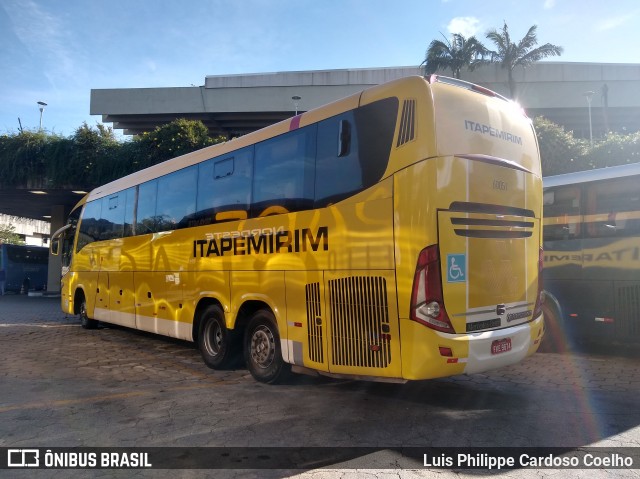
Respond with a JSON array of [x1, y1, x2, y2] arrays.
[[1, 0, 639, 137]]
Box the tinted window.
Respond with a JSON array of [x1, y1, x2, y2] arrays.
[[137, 180, 158, 234], [6, 246, 48, 264], [99, 193, 125, 240], [543, 186, 581, 241], [253, 126, 316, 216], [315, 98, 398, 207], [586, 177, 640, 238], [156, 166, 197, 231], [316, 112, 362, 206], [196, 147, 253, 225], [123, 187, 136, 237], [77, 200, 102, 251]]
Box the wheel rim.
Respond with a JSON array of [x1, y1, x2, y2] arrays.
[[80, 302, 87, 323], [250, 325, 275, 369], [204, 320, 223, 357]]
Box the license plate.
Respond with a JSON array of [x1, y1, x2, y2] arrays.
[[491, 338, 512, 355]]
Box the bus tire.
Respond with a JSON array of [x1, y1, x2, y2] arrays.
[[244, 310, 289, 384], [79, 296, 98, 330], [198, 305, 237, 369], [539, 301, 564, 353]]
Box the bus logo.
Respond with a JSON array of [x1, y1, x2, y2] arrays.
[[447, 254, 466, 283], [8, 449, 39, 467]]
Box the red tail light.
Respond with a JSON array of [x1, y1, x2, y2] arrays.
[[410, 245, 455, 333], [533, 247, 544, 318]]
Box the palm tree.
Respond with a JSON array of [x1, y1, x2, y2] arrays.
[[421, 33, 488, 79], [486, 21, 563, 98]]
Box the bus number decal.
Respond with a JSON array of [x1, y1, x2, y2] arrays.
[[193, 226, 329, 258]]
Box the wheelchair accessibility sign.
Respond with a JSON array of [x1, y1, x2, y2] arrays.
[[446, 254, 466, 283]]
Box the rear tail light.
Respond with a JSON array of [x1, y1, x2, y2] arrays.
[[410, 245, 455, 333], [533, 247, 544, 318]]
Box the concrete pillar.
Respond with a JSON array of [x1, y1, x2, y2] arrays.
[[47, 204, 67, 294]]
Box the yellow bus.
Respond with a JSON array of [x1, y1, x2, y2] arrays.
[[52, 75, 544, 384], [543, 163, 640, 351]]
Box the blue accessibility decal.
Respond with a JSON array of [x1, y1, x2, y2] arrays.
[[446, 254, 466, 283]]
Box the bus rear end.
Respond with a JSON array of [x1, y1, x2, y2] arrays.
[[394, 76, 544, 380]]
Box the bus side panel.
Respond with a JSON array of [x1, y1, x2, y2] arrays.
[[187, 270, 231, 330], [108, 272, 136, 328], [134, 271, 190, 340], [71, 244, 100, 318], [284, 270, 329, 372], [230, 270, 287, 356], [393, 160, 438, 321]]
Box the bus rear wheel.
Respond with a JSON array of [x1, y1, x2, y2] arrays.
[[244, 310, 289, 384], [79, 296, 98, 330], [198, 305, 238, 369]]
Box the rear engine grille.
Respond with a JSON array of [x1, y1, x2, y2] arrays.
[[328, 276, 391, 368], [305, 282, 324, 363]]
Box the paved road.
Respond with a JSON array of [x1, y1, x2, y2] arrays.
[[0, 294, 639, 478]]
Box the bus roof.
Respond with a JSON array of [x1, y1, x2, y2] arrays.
[[543, 162, 640, 188]]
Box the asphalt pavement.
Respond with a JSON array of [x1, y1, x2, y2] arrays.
[[0, 293, 639, 478]]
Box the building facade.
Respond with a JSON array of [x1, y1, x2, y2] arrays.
[[91, 62, 640, 139]]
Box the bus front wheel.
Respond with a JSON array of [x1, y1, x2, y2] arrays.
[[244, 310, 289, 384], [198, 305, 237, 369], [79, 296, 98, 330]]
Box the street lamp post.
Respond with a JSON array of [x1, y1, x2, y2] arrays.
[[583, 91, 594, 147], [37, 101, 47, 130], [292, 96, 301, 116]]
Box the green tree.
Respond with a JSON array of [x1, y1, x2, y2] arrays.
[[0, 130, 53, 188], [534, 117, 586, 176], [135, 118, 225, 170], [486, 22, 563, 98], [422, 33, 487, 79], [0, 224, 25, 245]]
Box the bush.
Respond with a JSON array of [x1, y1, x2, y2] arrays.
[[533, 117, 587, 176], [0, 120, 225, 189], [581, 131, 640, 169]]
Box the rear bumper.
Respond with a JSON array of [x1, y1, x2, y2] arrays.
[[462, 313, 544, 374], [399, 313, 544, 380]]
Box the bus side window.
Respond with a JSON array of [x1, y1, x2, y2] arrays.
[[252, 127, 315, 217], [315, 98, 398, 208], [197, 147, 253, 224], [587, 177, 640, 238], [315, 113, 362, 207], [99, 193, 126, 240], [543, 186, 581, 241], [136, 180, 158, 234], [156, 166, 197, 231], [123, 187, 136, 237]]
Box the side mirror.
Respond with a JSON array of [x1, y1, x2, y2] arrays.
[[50, 237, 60, 256], [50, 223, 72, 257]]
